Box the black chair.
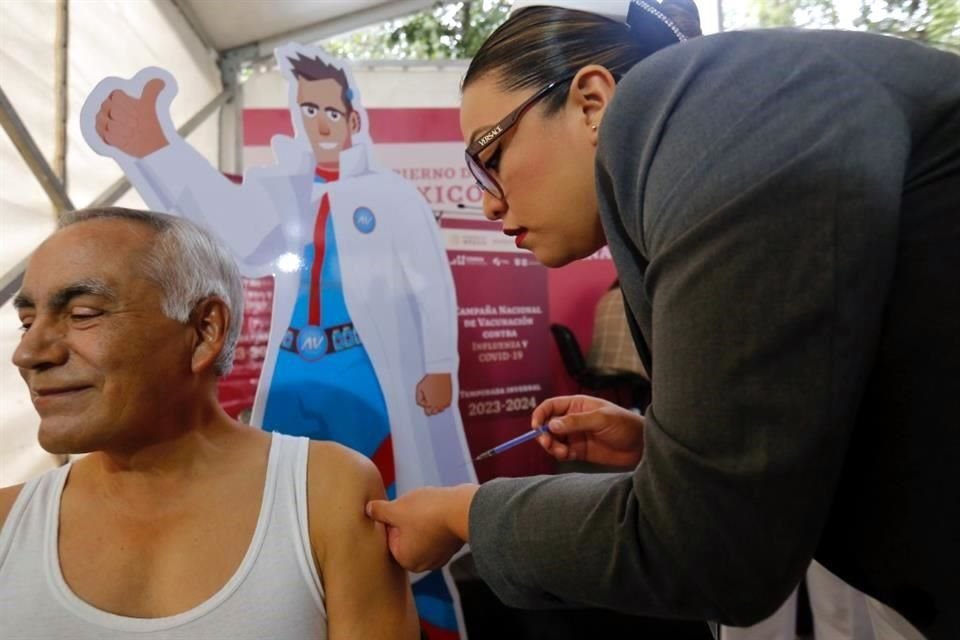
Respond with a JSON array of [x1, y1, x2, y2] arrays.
[[550, 323, 650, 409]]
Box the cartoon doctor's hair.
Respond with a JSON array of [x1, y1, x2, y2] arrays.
[[287, 53, 357, 114], [59, 207, 245, 376], [462, 0, 702, 114]]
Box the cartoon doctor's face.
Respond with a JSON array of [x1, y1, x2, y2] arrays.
[[296, 77, 361, 168]]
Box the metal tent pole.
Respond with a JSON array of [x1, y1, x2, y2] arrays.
[[0, 84, 76, 214]]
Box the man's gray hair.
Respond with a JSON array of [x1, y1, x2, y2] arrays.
[[59, 207, 244, 376]]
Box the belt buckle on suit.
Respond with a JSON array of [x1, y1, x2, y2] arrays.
[[280, 322, 362, 361]]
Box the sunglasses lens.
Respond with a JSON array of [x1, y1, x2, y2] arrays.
[[465, 152, 503, 200]]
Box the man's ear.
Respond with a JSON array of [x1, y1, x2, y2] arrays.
[[569, 65, 617, 142], [189, 297, 230, 374], [349, 111, 361, 135]]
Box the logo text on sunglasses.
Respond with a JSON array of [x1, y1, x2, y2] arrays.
[[477, 126, 502, 147]]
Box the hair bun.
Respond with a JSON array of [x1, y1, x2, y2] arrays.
[[625, 1, 698, 55], [660, 0, 703, 37]]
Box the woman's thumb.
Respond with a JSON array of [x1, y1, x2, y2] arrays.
[[551, 411, 604, 434], [547, 417, 567, 434], [365, 499, 395, 525]]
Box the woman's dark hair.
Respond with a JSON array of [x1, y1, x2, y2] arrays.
[[463, 1, 701, 115]]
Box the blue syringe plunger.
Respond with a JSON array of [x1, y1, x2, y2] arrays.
[[472, 424, 550, 462]]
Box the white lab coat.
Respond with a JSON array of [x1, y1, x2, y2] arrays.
[[133, 137, 477, 494]]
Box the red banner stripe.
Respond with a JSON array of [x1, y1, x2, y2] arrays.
[[243, 108, 463, 146]]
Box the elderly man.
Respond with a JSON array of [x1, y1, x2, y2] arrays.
[[0, 207, 418, 639]]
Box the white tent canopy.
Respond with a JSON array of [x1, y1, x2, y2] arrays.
[[0, 0, 456, 486], [179, 0, 438, 56]]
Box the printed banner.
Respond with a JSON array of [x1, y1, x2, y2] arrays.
[[445, 218, 555, 480], [217, 274, 272, 422]]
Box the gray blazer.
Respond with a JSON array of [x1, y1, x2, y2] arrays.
[[469, 29, 960, 639]]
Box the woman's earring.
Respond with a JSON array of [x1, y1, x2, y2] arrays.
[[591, 124, 598, 131]]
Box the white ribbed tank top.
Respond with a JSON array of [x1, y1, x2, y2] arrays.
[[0, 432, 327, 639]]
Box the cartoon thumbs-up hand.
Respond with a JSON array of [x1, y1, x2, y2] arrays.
[[95, 77, 168, 158]]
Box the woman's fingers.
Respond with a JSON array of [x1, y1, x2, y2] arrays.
[[532, 394, 609, 427]]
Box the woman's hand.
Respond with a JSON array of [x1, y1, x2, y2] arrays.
[[365, 485, 477, 573], [533, 395, 645, 467]]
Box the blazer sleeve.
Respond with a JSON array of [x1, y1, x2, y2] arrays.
[[469, 32, 912, 625]]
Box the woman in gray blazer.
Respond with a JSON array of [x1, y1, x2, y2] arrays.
[[367, 2, 960, 638]]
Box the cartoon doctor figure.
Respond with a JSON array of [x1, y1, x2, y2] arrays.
[[82, 44, 474, 640]]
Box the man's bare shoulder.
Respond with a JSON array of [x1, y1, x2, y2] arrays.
[[306, 440, 384, 504], [0, 484, 26, 531]]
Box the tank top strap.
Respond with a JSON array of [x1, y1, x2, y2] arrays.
[[265, 432, 325, 610], [0, 463, 68, 569]]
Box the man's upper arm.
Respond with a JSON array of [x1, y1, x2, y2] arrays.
[[307, 442, 418, 639]]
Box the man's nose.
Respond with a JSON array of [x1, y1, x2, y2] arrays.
[[482, 189, 506, 221], [12, 318, 68, 371]]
